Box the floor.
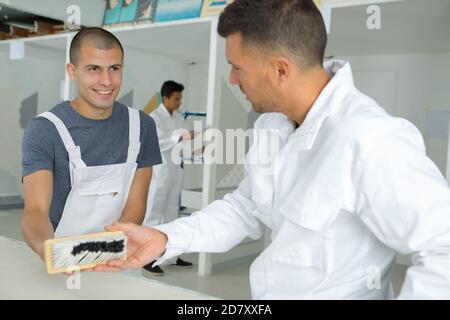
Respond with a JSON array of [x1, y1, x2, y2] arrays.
[[0, 209, 407, 299]]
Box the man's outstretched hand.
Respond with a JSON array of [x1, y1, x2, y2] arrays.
[[94, 222, 168, 272]]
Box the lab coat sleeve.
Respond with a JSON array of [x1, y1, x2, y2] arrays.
[[153, 176, 264, 265], [356, 120, 450, 299], [153, 115, 188, 153]]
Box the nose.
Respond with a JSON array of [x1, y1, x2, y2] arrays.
[[99, 70, 113, 87], [229, 67, 240, 85]]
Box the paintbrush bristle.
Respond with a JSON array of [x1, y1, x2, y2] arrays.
[[44, 231, 127, 274]]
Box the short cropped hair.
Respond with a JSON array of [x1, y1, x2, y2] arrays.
[[218, 0, 327, 69], [161, 81, 184, 99], [69, 27, 124, 65]]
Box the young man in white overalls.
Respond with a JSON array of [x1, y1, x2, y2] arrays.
[[21, 28, 162, 263], [143, 81, 196, 275]]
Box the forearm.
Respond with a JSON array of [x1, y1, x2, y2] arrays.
[[156, 125, 188, 153], [154, 184, 263, 264], [158, 134, 183, 153], [120, 204, 146, 225], [21, 211, 54, 260], [158, 203, 262, 252], [120, 167, 152, 226]]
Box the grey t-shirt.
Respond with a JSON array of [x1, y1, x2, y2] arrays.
[[22, 101, 162, 230]]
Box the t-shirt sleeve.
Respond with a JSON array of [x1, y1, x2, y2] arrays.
[[22, 117, 55, 178], [137, 111, 162, 168]]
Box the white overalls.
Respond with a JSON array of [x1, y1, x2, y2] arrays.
[[39, 107, 141, 238]]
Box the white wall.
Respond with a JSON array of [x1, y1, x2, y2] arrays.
[[182, 62, 209, 190], [186, 62, 209, 112], [0, 41, 67, 197], [120, 47, 189, 109], [340, 52, 450, 177]]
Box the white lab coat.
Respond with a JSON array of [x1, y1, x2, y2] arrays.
[[153, 60, 450, 299], [144, 104, 188, 227]]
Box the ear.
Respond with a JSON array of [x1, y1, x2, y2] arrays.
[[274, 58, 290, 83], [66, 63, 77, 81]]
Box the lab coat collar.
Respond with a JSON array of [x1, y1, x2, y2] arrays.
[[157, 103, 183, 120], [284, 60, 354, 152], [157, 103, 173, 118]]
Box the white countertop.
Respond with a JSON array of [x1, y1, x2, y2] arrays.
[[0, 236, 216, 300]]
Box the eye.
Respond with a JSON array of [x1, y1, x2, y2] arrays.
[[87, 66, 99, 71], [111, 66, 121, 72]]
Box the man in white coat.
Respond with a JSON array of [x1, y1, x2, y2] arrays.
[[100, 0, 450, 299], [143, 81, 195, 275]]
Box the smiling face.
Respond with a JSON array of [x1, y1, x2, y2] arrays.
[[226, 33, 280, 114], [67, 41, 123, 112]]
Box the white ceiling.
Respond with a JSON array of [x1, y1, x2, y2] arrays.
[[326, 0, 450, 56]]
